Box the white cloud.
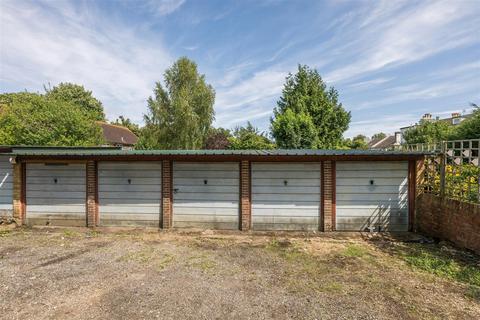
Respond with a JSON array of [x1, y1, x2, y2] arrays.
[[215, 69, 286, 112], [347, 113, 420, 138], [325, 0, 480, 83], [0, 0, 173, 123], [144, 0, 186, 16], [346, 77, 393, 89]]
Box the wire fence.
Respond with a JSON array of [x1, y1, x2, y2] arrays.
[[402, 139, 480, 204]]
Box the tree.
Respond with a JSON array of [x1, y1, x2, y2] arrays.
[[351, 134, 368, 149], [0, 92, 103, 146], [138, 57, 215, 149], [45, 82, 105, 121], [204, 127, 232, 149], [452, 104, 480, 140], [111, 116, 141, 136], [371, 132, 386, 140], [229, 122, 275, 150], [403, 120, 454, 144], [271, 65, 351, 149]]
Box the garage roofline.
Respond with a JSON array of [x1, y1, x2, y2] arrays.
[[4, 148, 430, 161]]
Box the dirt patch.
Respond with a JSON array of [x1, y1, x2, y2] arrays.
[[0, 227, 479, 319]]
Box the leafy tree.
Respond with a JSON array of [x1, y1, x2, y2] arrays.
[[371, 132, 386, 140], [403, 119, 454, 144], [351, 134, 369, 149], [111, 116, 141, 136], [342, 134, 368, 149], [45, 82, 105, 121], [204, 127, 232, 149], [0, 92, 103, 146], [229, 122, 275, 150], [452, 104, 480, 140], [271, 65, 351, 149], [138, 57, 215, 149]]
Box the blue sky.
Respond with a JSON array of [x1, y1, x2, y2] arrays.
[[1, 0, 479, 138]]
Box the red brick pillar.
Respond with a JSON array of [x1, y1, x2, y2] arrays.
[[240, 161, 251, 231], [162, 160, 173, 229], [86, 161, 98, 227], [12, 162, 25, 225], [322, 161, 335, 231]]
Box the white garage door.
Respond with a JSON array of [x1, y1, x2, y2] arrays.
[[26, 163, 86, 226], [173, 162, 239, 229], [98, 162, 162, 227], [0, 156, 13, 218], [336, 161, 408, 231], [252, 163, 321, 231]]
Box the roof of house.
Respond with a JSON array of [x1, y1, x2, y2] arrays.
[[368, 135, 397, 149], [97, 122, 138, 146], [400, 113, 473, 130]]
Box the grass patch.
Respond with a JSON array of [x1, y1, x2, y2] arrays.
[[466, 285, 480, 301], [118, 247, 155, 264], [265, 239, 336, 292], [0, 229, 11, 237], [62, 229, 80, 238], [394, 244, 480, 288], [187, 254, 216, 273], [156, 254, 175, 271], [341, 244, 369, 258], [86, 230, 101, 238]]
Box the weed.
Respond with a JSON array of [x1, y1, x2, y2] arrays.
[[466, 285, 480, 301], [118, 247, 155, 264], [187, 254, 216, 272], [156, 254, 175, 271], [342, 244, 368, 258], [86, 230, 101, 238], [62, 229, 80, 238], [396, 244, 480, 287], [0, 229, 11, 237]]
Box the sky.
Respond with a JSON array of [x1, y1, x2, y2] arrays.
[[1, 0, 479, 138]]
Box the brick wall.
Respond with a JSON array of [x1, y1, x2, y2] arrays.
[[162, 160, 172, 229], [240, 161, 251, 231], [415, 193, 480, 254], [86, 161, 97, 227], [12, 163, 24, 225], [323, 161, 334, 231]]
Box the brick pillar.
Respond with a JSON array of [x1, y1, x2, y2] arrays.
[[86, 161, 98, 227], [12, 163, 25, 225], [323, 161, 335, 231], [162, 160, 173, 229], [240, 161, 251, 231]]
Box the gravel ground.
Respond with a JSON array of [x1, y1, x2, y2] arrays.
[[0, 227, 479, 320]]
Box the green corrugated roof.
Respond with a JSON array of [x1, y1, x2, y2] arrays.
[[4, 147, 430, 157]]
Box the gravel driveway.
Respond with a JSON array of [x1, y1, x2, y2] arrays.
[[0, 227, 479, 320]]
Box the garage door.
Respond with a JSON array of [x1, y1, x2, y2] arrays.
[[336, 161, 408, 231], [252, 163, 321, 231], [26, 163, 86, 226], [0, 156, 13, 218], [98, 162, 162, 227], [173, 162, 239, 229]]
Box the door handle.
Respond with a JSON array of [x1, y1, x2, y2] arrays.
[[173, 188, 179, 194]]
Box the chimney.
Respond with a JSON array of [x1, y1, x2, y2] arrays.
[[394, 132, 401, 145], [451, 112, 460, 118], [422, 113, 432, 120]]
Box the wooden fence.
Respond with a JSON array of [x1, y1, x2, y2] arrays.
[[403, 139, 480, 204]]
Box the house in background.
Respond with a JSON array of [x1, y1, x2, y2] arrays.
[[399, 112, 472, 143], [97, 122, 138, 148], [368, 132, 402, 150]]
